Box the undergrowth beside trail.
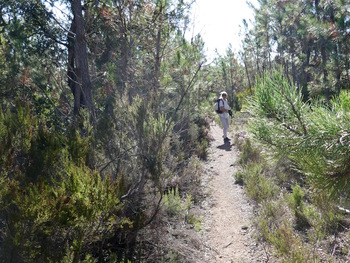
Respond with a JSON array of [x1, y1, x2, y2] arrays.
[[0, 102, 212, 262], [232, 112, 350, 262]]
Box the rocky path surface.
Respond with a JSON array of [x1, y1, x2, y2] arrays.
[[200, 121, 266, 262]]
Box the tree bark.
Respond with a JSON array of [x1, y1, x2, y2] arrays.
[[243, 53, 252, 95], [320, 37, 330, 101], [69, 0, 95, 120]]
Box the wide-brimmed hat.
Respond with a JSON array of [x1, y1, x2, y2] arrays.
[[221, 91, 227, 96]]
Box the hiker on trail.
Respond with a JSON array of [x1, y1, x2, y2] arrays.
[[218, 91, 230, 141]]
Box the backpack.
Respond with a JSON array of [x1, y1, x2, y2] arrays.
[[214, 99, 223, 114]]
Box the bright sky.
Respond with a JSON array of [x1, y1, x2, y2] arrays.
[[188, 0, 258, 60]]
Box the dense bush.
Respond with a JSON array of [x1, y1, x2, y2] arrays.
[[0, 104, 136, 262], [236, 69, 350, 262], [248, 69, 350, 197], [0, 93, 212, 262], [235, 133, 349, 261]]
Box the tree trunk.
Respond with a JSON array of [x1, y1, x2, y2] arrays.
[[320, 37, 330, 101], [70, 0, 95, 120], [67, 20, 79, 114], [243, 53, 252, 95], [154, 3, 162, 86]]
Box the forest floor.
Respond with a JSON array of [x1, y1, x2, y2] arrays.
[[197, 120, 267, 263]]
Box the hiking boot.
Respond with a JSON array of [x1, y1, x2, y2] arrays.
[[224, 137, 230, 141]]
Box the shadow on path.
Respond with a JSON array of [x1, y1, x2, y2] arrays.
[[216, 140, 232, 151]]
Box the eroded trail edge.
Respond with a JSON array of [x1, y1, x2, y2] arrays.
[[201, 122, 265, 262]]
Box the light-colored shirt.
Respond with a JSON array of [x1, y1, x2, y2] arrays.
[[219, 99, 229, 119]]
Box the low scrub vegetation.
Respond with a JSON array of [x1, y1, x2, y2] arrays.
[[234, 70, 350, 262], [0, 101, 211, 262], [235, 136, 350, 261]]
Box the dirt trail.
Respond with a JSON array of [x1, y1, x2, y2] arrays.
[[201, 121, 265, 263]]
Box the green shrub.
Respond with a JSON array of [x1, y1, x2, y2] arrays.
[[310, 192, 343, 234], [0, 106, 131, 262], [3, 161, 129, 262], [287, 184, 310, 230], [255, 199, 289, 241], [186, 214, 203, 232], [243, 163, 279, 203], [179, 156, 203, 203], [232, 129, 248, 151], [237, 137, 260, 166], [162, 186, 184, 216], [195, 139, 209, 160], [304, 206, 327, 244], [269, 220, 296, 256], [193, 116, 210, 160], [256, 202, 320, 261], [234, 170, 245, 185]]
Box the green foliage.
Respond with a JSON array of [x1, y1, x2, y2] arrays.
[[268, 220, 296, 256], [248, 69, 350, 196], [134, 100, 173, 182], [231, 89, 350, 262], [162, 186, 183, 216], [255, 198, 291, 247], [210, 47, 246, 111], [234, 170, 245, 185], [248, 69, 308, 147], [287, 185, 310, 230], [0, 106, 130, 262], [195, 139, 208, 160], [289, 185, 304, 211], [236, 87, 253, 111], [162, 186, 193, 218], [237, 137, 261, 166], [8, 166, 126, 261], [168, 249, 179, 263], [243, 0, 350, 102], [192, 115, 211, 160], [255, 196, 322, 261], [0, 0, 65, 119], [0, 103, 35, 164], [303, 205, 327, 243], [239, 162, 279, 203], [0, 0, 210, 260], [236, 153, 347, 262], [186, 214, 203, 233], [178, 156, 204, 205], [310, 192, 343, 234]]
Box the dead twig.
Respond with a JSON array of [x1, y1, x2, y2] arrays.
[[223, 241, 233, 248]]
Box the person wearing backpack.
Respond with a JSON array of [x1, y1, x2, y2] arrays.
[[218, 91, 230, 141]]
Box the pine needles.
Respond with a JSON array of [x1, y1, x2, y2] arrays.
[[248, 69, 350, 197]]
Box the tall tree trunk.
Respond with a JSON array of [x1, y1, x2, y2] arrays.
[[299, 38, 312, 101], [320, 37, 330, 101], [67, 20, 78, 114], [243, 53, 252, 95], [329, 6, 342, 96], [154, 4, 163, 93], [70, 0, 95, 120], [117, 5, 128, 99]]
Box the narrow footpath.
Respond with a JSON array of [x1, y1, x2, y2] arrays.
[[201, 121, 266, 263]]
